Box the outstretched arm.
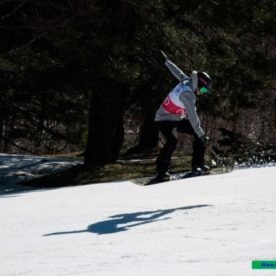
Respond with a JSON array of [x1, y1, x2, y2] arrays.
[[161, 51, 189, 82]]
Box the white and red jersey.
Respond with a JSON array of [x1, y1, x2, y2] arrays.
[[161, 82, 191, 119]]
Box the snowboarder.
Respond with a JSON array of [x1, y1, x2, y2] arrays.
[[151, 51, 212, 184]]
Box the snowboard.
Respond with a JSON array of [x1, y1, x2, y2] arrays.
[[131, 167, 233, 186]]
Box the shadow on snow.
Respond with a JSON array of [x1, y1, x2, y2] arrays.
[[44, 205, 212, 236]]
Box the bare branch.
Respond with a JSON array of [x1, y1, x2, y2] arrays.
[[7, 31, 49, 56], [0, 0, 26, 21]]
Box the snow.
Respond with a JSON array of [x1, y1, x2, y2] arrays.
[[1, 155, 276, 276], [0, 153, 82, 194]]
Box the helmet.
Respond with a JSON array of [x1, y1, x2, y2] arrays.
[[197, 72, 212, 94]]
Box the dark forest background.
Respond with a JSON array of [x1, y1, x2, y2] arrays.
[[1, 0, 275, 167]]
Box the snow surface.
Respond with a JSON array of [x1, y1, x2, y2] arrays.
[[0, 153, 82, 194], [1, 155, 276, 276]]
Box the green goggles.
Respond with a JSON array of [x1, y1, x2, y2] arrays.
[[199, 86, 209, 94]]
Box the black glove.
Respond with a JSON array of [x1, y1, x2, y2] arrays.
[[199, 135, 210, 147]]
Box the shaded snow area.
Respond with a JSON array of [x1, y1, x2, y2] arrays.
[[1, 155, 276, 276], [0, 153, 82, 195]]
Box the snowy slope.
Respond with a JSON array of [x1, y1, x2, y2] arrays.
[[1, 157, 276, 276]]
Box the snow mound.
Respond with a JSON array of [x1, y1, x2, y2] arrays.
[[0, 153, 82, 195]]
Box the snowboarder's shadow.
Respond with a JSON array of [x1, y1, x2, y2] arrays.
[[44, 204, 211, 236]]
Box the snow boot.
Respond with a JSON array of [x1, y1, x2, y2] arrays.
[[191, 165, 210, 174], [182, 168, 203, 179], [146, 172, 170, 185], [201, 165, 210, 175]]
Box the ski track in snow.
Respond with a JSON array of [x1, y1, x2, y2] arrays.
[[0, 154, 276, 276]]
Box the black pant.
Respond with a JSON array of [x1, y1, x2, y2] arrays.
[[156, 119, 206, 175]]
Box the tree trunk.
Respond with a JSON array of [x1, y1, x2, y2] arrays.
[[138, 112, 159, 149], [124, 111, 158, 155], [123, 75, 164, 155], [84, 82, 127, 166]]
